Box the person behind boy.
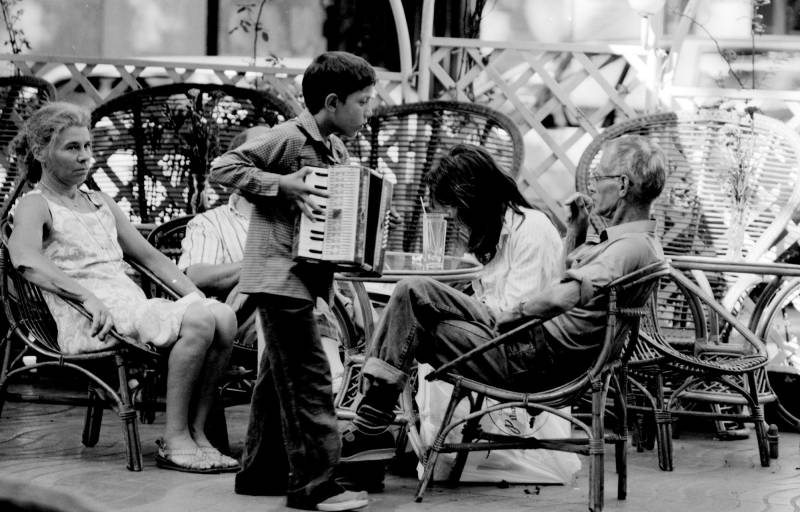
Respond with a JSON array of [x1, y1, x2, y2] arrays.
[[210, 51, 375, 511], [179, 126, 346, 391]]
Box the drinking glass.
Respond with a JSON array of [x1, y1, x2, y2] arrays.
[[422, 213, 447, 270]]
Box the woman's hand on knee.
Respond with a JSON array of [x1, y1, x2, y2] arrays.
[[84, 295, 115, 341]]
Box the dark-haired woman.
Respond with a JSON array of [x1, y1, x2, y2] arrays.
[[338, 143, 564, 469], [8, 102, 238, 473]]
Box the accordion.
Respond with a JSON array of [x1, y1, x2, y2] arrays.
[[293, 164, 393, 274]]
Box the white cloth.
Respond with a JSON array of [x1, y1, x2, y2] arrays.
[[417, 205, 581, 484], [471, 207, 564, 314], [33, 190, 208, 353], [178, 194, 250, 270]]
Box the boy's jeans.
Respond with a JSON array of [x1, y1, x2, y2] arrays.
[[238, 294, 340, 501]]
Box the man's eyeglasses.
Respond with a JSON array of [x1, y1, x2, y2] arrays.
[[588, 174, 624, 184]]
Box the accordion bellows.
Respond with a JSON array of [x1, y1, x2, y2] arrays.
[[294, 165, 393, 274]]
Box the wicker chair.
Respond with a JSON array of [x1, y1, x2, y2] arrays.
[[630, 265, 776, 470], [345, 101, 524, 256], [90, 83, 297, 227], [574, 110, 799, 469], [0, 76, 57, 219], [415, 261, 669, 512], [0, 220, 162, 471]]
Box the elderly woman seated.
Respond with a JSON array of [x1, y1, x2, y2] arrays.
[[7, 101, 238, 474]]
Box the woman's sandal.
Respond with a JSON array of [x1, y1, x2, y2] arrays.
[[155, 439, 219, 474], [198, 446, 240, 472]]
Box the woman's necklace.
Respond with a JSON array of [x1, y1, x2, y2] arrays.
[[38, 183, 119, 261], [38, 182, 89, 210]]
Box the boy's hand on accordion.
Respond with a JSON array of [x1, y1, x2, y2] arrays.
[[279, 167, 330, 220], [387, 208, 401, 231]]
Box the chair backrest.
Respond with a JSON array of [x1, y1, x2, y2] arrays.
[[576, 110, 800, 263], [344, 101, 525, 255], [0, 76, 57, 219], [575, 110, 800, 330], [146, 214, 195, 264], [0, 218, 157, 358], [0, 242, 60, 355], [90, 83, 297, 225]]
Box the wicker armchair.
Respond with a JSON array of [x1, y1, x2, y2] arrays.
[[0, 220, 161, 471], [630, 265, 777, 470], [415, 261, 668, 512], [0, 76, 57, 219], [574, 110, 800, 468], [345, 100, 524, 256], [90, 83, 297, 227]]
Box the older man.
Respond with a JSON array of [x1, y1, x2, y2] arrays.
[[338, 134, 667, 467]]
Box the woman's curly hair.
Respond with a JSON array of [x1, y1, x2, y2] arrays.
[[11, 101, 91, 183]]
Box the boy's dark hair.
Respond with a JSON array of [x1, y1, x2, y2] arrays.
[[302, 51, 376, 114]]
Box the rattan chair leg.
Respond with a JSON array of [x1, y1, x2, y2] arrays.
[[655, 410, 673, 471], [82, 385, 104, 447], [753, 411, 770, 468], [589, 380, 606, 512], [399, 381, 426, 463], [767, 424, 780, 459], [119, 407, 142, 471], [0, 337, 10, 418], [114, 354, 143, 471], [613, 375, 628, 500], [745, 371, 771, 468], [447, 393, 484, 485], [634, 414, 646, 452], [415, 381, 466, 502]]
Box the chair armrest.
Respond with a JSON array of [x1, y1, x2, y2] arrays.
[[667, 266, 767, 357], [59, 292, 159, 357], [606, 261, 670, 292], [426, 317, 548, 382], [127, 258, 181, 301], [427, 261, 669, 382]]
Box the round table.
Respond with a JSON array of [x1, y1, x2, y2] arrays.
[[336, 251, 483, 338], [338, 250, 483, 283]]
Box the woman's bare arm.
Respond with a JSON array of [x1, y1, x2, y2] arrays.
[[8, 194, 114, 339], [100, 193, 202, 297]]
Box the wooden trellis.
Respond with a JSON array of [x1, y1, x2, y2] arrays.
[[0, 54, 407, 110], [418, 37, 653, 227]]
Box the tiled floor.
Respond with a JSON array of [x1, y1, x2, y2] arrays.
[[0, 396, 799, 512]]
